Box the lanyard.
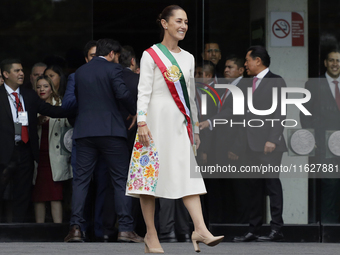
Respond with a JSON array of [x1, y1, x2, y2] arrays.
[[6, 90, 23, 119]]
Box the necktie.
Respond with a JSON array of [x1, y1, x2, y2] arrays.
[[333, 81, 340, 111], [12, 92, 29, 143], [252, 77, 258, 93], [219, 87, 229, 112]]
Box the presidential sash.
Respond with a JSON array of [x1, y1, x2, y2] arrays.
[[146, 43, 193, 145]]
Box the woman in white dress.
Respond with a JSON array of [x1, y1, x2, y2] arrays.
[[126, 5, 224, 253]]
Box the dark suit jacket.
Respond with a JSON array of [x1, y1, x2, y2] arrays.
[[196, 81, 217, 159], [62, 73, 77, 126], [300, 75, 340, 159], [73, 57, 136, 140], [0, 85, 71, 168], [243, 71, 287, 152], [62, 73, 77, 111], [208, 78, 249, 162], [119, 68, 138, 133], [119, 68, 139, 151]]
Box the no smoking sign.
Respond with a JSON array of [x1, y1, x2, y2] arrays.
[[272, 19, 290, 38], [271, 12, 304, 47]]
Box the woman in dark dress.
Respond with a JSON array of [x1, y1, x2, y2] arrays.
[[32, 75, 72, 223]]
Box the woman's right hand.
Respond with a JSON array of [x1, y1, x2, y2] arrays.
[[38, 115, 49, 125], [138, 122, 153, 147]]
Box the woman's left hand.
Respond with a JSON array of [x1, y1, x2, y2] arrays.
[[194, 134, 200, 150]]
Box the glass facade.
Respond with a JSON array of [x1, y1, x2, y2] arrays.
[[1, 0, 340, 233]]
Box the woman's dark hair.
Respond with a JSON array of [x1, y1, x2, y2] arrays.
[[156, 5, 184, 40], [43, 65, 67, 98]]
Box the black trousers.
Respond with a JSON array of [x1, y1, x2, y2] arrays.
[[246, 149, 284, 234], [315, 154, 340, 223], [0, 142, 34, 222], [70, 136, 133, 232], [158, 198, 190, 235]]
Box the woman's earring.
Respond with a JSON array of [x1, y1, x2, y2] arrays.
[[165, 27, 168, 29]]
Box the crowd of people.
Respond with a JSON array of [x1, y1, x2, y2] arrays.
[[1, 3, 340, 253]]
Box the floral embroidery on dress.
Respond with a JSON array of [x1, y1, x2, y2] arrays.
[[127, 134, 159, 195], [134, 142, 143, 150], [140, 155, 150, 166], [138, 110, 147, 116]]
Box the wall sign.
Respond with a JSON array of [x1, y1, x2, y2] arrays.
[[271, 12, 304, 47]]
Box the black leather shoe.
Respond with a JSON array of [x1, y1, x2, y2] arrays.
[[177, 233, 191, 242], [117, 231, 143, 243], [64, 225, 83, 242], [232, 232, 258, 242], [159, 230, 177, 243], [82, 231, 90, 242], [102, 235, 113, 243], [257, 230, 284, 242]]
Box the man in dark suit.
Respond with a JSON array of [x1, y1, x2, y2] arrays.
[[64, 39, 142, 243], [233, 46, 287, 242], [196, 60, 218, 166], [63, 40, 111, 242], [202, 41, 223, 79], [199, 55, 247, 161], [118, 46, 139, 152], [102, 45, 143, 241], [199, 55, 249, 224], [300, 49, 340, 223], [0, 58, 71, 222]]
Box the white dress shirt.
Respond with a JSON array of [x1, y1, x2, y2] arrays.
[[253, 67, 269, 90], [4, 83, 27, 141], [325, 72, 340, 99]]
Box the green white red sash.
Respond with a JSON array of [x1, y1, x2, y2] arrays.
[[146, 43, 193, 144]]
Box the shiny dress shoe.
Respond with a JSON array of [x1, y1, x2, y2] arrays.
[[257, 230, 284, 242], [177, 233, 191, 243], [82, 231, 90, 242], [102, 234, 113, 243], [232, 232, 258, 242], [94, 234, 112, 242], [117, 231, 144, 243], [64, 225, 83, 242], [159, 230, 177, 243], [191, 231, 224, 253], [144, 235, 164, 254]]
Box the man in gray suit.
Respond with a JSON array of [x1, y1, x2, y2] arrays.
[[300, 48, 340, 223]]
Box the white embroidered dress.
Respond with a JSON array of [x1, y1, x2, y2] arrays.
[[126, 45, 206, 199]]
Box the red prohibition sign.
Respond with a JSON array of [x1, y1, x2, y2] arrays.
[[272, 19, 290, 38]]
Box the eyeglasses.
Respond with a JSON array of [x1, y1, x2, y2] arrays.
[[206, 49, 221, 53]]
